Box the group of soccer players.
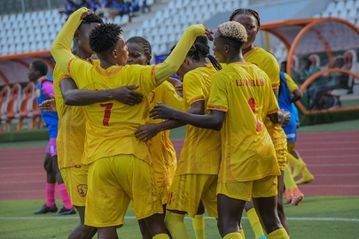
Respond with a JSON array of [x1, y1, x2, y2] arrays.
[[38, 5, 314, 239]]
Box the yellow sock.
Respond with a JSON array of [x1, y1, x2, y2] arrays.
[[287, 152, 304, 178], [268, 228, 289, 239], [247, 208, 265, 239], [165, 211, 191, 239], [284, 164, 297, 190], [152, 233, 170, 239], [192, 214, 205, 239], [223, 232, 242, 239], [239, 228, 246, 239]]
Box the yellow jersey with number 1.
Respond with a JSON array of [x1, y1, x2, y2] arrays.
[[207, 62, 280, 182]]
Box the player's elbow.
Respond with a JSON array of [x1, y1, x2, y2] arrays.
[[211, 118, 223, 131]]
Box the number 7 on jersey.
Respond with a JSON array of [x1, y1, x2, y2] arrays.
[[100, 103, 113, 126]]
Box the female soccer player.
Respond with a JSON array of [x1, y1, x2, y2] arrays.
[[52, 13, 146, 239], [126, 36, 183, 239], [229, 8, 290, 232], [151, 21, 289, 239], [29, 60, 75, 216], [136, 36, 221, 239], [51, 7, 210, 239]]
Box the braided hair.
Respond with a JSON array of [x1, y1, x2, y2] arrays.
[[229, 8, 261, 27], [188, 36, 222, 71]]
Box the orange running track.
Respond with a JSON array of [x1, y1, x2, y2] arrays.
[[0, 131, 358, 200]]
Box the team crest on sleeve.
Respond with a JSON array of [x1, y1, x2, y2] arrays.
[[77, 184, 88, 197]]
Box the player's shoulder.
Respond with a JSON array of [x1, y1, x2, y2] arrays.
[[254, 47, 277, 60]]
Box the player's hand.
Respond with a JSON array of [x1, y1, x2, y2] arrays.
[[112, 85, 143, 106], [291, 89, 302, 102], [81, 9, 93, 20], [278, 110, 291, 126], [39, 99, 57, 112], [135, 123, 161, 142], [150, 103, 178, 120]]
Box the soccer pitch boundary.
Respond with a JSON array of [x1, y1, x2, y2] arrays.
[[0, 216, 358, 222]]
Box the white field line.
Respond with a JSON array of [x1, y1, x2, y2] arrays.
[[0, 216, 358, 222]]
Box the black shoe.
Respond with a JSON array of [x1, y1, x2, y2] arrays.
[[58, 207, 76, 215], [34, 204, 58, 214]]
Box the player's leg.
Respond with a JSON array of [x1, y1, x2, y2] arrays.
[[69, 206, 97, 239], [165, 175, 198, 238], [244, 201, 267, 239], [130, 156, 168, 238], [85, 156, 130, 239], [192, 201, 206, 239], [52, 155, 75, 215], [289, 142, 314, 184], [276, 172, 288, 232], [62, 166, 96, 239], [217, 194, 246, 238], [35, 152, 57, 214], [252, 176, 289, 239], [283, 164, 304, 206], [194, 175, 218, 239]]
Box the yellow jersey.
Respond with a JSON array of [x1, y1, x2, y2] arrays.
[[207, 62, 280, 182], [67, 58, 158, 165], [244, 47, 288, 169], [178, 64, 221, 175], [146, 81, 184, 185], [53, 63, 86, 169], [244, 47, 280, 90]]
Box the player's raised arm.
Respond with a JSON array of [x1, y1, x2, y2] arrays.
[[51, 7, 89, 73], [153, 24, 207, 84]]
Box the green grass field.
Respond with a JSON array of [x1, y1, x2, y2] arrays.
[[0, 196, 358, 238]]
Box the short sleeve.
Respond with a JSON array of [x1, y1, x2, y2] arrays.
[[161, 82, 184, 111], [183, 72, 205, 106], [285, 73, 298, 92], [67, 57, 92, 89], [207, 73, 228, 112]]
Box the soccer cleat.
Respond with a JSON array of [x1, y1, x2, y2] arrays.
[[290, 188, 304, 206], [34, 204, 58, 214], [58, 207, 76, 215], [258, 235, 268, 239]]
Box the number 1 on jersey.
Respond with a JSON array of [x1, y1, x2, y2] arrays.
[[100, 103, 113, 126]]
